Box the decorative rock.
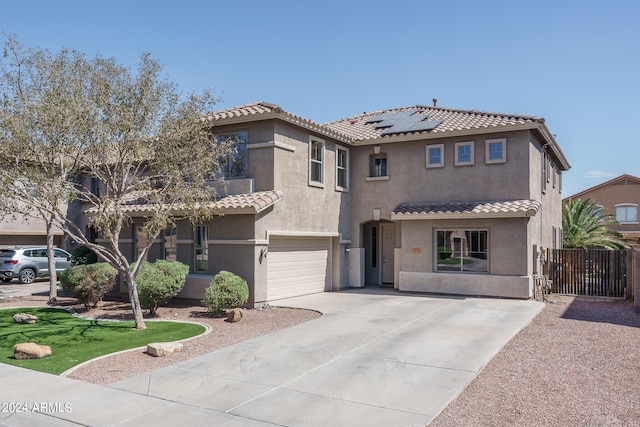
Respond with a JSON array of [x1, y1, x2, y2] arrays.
[[13, 313, 38, 324], [146, 342, 183, 357], [227, 307, 243, 322], [13, 342, 52, 359]]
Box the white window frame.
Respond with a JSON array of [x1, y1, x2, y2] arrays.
[[335, 146, 349, 191], [615, 203, 638, 224], [308, 136, 325, 187], [485, 138, 506, 164], [455, 141, 475, 166], [426, 144, 445, 168]]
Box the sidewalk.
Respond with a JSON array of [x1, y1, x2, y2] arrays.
[[0, 289, 543, 426]]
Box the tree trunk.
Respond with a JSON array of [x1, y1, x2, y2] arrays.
[[45, 220, 58, 303], [124, 268, 146, 329]]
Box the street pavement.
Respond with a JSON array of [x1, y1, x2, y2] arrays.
[[0, 288, 543, 426]]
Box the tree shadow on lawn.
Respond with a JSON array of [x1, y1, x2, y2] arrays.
[[560, 297, 640, 328]]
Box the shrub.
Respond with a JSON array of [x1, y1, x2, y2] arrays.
[[71, 245, 98, 265], [203, 271, 249, 316], [134, 260, 189, 315], [437, 246, 453, 260], [59, 263, 117, 309]]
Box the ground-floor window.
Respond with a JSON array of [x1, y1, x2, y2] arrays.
[[436, 229, 488, 272], [195, 225, 209, 273], [164, 227, 177, 261]]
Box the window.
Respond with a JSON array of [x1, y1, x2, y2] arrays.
[[90, 177, 101, 197], [616, 204, 638, 223], [370, 154, 388, 177], [455, 141, 474, 166], [336, 147, 349, 190], [216, 131, 248, 178], [426, 144, 444, 168], [164, 227, 177, 262], [309, 137, 324, 186], [53, 249, 68, 259], [485, 138, 506, 164], [195, 225, 209, 273], [436, 229, 488, 272]]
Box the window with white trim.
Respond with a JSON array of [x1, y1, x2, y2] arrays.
[[455, 141, 474, 166], [616, 204, 638, 223], [435, 229, 488, 272], [485, 138, 506, 164], [336, 147, 348, 190], [426, 144, 444, 168], [309, 137, 324, 186]]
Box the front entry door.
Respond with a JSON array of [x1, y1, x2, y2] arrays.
[[381, 223, 395, 285]]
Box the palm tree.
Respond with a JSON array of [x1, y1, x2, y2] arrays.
[[563, 198, 628, 249]]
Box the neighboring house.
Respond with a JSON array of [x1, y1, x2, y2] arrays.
[[0, 207, 65, 248], [72, 101, 570, 304], [564, 174, 640, 248]]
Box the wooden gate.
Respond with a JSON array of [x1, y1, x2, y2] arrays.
[[547, 249, 627, 297]]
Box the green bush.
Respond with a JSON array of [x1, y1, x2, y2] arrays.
[[59, 263, 117, 309], [202, 271, 249, 316], [437, 246, 453, 260], [134, 260, 189, 315], [71, 245, 98, 265]]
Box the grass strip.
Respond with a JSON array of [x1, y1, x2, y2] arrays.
[[1, 307, 205, 375]]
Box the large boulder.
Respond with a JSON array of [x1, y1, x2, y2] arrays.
[[146, 342, 183, 357], [13, 313, 38, 324], [227, 307, 243, 323], [13, 342, 51, 359]]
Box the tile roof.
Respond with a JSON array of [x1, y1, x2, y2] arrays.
[[324, 105, 543, 142], [392, 199, 542, 219], [85, 190, 283, 216], [202, 101, 570, 170]]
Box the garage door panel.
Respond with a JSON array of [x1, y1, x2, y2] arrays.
[[267, 238, 329, 301]]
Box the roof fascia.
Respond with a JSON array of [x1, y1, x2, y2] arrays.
[[391, 211, 537, 220], [209, 112, 352, 144]]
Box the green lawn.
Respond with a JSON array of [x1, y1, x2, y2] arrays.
[[1, 307, 205, 375], [437, 257, 473, 265]]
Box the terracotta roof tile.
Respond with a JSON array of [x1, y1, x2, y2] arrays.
[[324, 105, 543, 141], [85, 190, 283, 216], [392, 199, 541, 219]]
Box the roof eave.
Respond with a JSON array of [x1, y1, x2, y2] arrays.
[[391, 210, 538, 220], [206, 112, 352, 144]]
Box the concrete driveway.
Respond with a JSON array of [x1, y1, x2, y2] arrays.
[[0, 279, 52, 299], [0, 288, 543, 426]]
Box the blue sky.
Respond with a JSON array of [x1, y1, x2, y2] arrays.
[[2, 0, 638, 197]]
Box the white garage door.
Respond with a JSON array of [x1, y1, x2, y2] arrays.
[[267, 238, 330, 301]]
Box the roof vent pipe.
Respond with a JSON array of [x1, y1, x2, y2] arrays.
[[433, 98, 438, 107]]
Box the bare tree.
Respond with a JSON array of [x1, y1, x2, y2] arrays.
[[0, 35, 227, 328]]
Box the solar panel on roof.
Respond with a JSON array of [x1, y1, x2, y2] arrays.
[[380, 119, 443, 135], [365, 109, 443, 135]]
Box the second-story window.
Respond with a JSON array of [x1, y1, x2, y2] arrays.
[[309, 137, 325, 186], [485, 138, 506, 164], [616, 204, 638, 223], [426, 144, 444, 168], [216, 131, 248, 178], [370, 154, 388, 177], [455, 141, 474, 166], [336, 147, 348, 190], [90, 177, 101, 197]]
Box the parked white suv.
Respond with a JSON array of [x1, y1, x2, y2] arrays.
[[0, 246, 72, 284]]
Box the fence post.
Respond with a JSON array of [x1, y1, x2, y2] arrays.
[[634, 250, 640, 313]]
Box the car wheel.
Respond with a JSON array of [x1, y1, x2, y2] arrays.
[[18, 269, 36, 284], [1, 277, 11, 283]]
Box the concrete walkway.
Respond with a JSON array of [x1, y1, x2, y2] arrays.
[[0, 289, 543, 426]]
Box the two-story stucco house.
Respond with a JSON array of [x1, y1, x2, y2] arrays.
[[74, 101, 570, 304], [564, 174, 640, 249]]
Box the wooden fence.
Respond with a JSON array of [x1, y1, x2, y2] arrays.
[[547, 248, 628, 297]]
